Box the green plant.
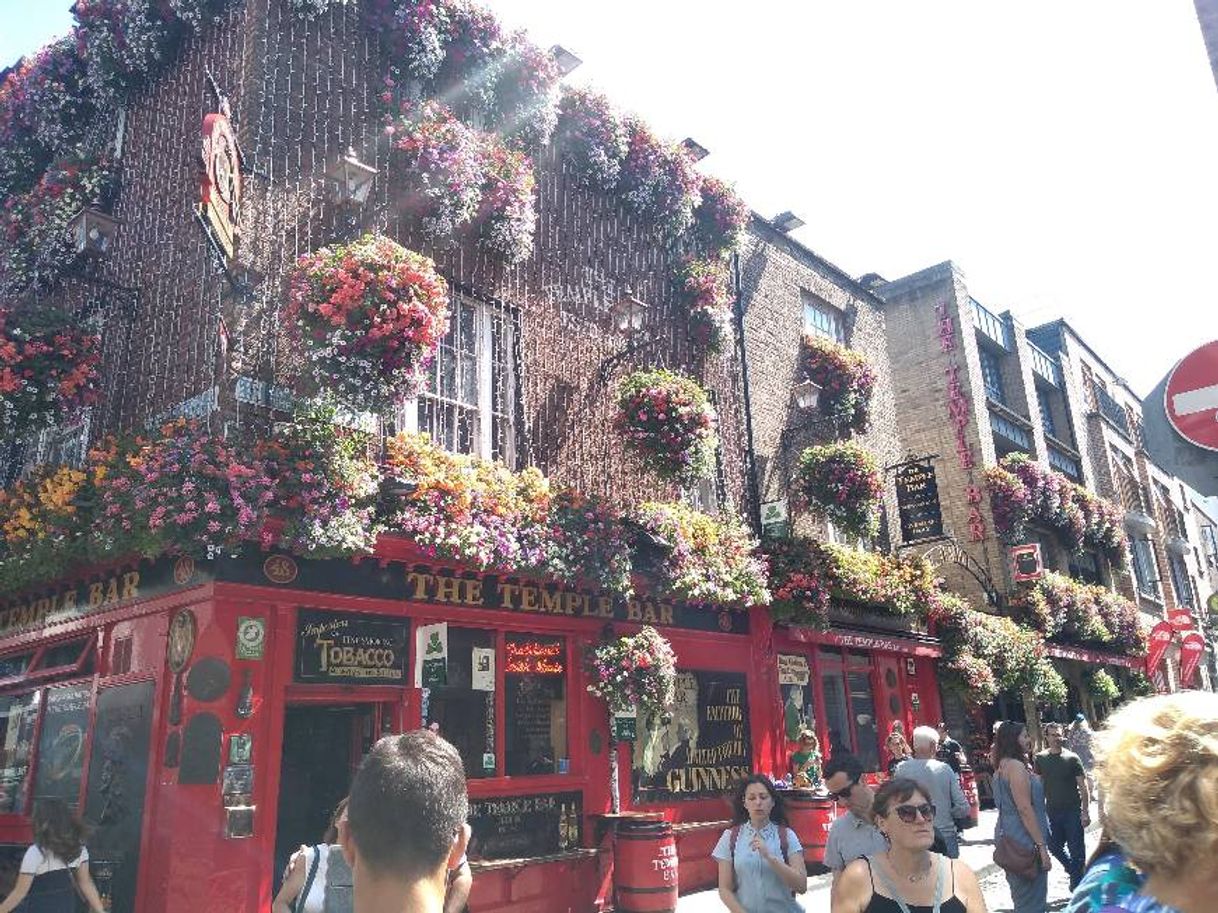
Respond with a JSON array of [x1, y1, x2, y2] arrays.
[[795, 443, 883, 540], [1085, 668, 1121, 702]]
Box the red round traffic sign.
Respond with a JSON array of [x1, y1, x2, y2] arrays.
[[1165, 340, 1218, 452]]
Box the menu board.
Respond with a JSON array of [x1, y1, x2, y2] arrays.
[[33, 682, 91, 806], [467, 791, 582, 860], [295, 610, 409, 685], [634, 670, 752, 801]]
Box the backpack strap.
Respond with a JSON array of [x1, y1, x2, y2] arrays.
[[295, 846, 321, 913], [729, 826, 741, 892], [779, 825, 789, 865]]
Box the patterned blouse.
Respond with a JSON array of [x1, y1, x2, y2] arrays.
[[1065, 848, 1182, 913]]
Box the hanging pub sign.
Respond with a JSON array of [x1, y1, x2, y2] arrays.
[[295, 610, 408, 685], [1010, 543, 1044, 582], [197, 104, 241, 262], [894, 462, 944, 544], [1179, 631, 1206, 686], [1145, 620, 1174, 675], [633, 670, 752, 800]]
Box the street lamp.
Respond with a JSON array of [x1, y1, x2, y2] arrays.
[[325, 147, 378, 207], [772, 211, 805, 234], [550, 45, 583, 77], [67, 208, 122, 258], [681, 138, 710, 162], [609, 291, 649, 336], [792, 378, 822, 411]]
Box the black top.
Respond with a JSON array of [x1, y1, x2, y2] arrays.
[[24, 868, 77, 913], [862, 857, 967, 913]]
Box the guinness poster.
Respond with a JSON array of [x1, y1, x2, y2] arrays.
[[296, 610, 409, 685], [895, 462, 944, 544], [33, 682, 91, 807], [634, 670, 751, 800]]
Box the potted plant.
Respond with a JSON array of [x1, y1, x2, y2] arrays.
[[615, 368, 718, 482]]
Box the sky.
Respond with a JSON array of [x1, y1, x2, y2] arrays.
[[4, 1, 1217, 397]]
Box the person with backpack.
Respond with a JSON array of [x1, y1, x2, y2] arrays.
[[0, 799, 107, 913], [712, 774, 807, 913], [273, 798, 352, 913]]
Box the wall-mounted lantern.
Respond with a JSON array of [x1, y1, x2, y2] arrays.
[[792, 378, 822, 411], [67, 208, 122, 258], [325, 147, 378, 207], [550, 45, 583, 77], [610, 291, 649, 336]]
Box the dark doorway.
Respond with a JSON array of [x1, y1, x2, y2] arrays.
[[273, 704, 374, 886]]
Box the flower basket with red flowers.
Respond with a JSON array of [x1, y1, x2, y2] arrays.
[[677, 257, 733, 354], [0, 304, 101, 437], [386, 100, 485, 239], [795, 443, 883, 540], [615, 369, 718, 482], [693, 175, 749, 258], [256, 404, 383, 559], [540, 488, 634, 596], [800, 334, 877, 433], [585, 625, 677, 717], [476, 143, 536, 264], [284, 233, 450, 411], [617, 119, 702, 241], [555, 86, 629, 192]]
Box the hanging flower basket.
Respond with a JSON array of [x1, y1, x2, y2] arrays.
[[795, 443, 883, 540], [800, 334, 876, 433], [0, 304, 101, 436], [677, 257, 732, 354], [476, 143, 536, 264], [377, 0, 449, 86], [256, 404, 383, 559], [0, 465, 89, 596], [615, 369, 717, 482], [284, 233, 450, 410], [1013, 571, 1146, 656], [585, 625, 677, 717], [555, 87, 629, 192], [490, 33, 560, 149], [433, 0, 503, 116], [386, 100, 485, 239], [629, 501, 770, 607], [72, 0, 174, 96], [617, 119, 702, 241], [693, 176, 749, 258]]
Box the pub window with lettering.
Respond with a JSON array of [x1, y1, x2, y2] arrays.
[[424, 627, 497, 780], [504, 634, 568, 776]]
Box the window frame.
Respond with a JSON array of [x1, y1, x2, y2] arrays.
[[978, 346, 1006, 404], [801, 292, 845, 344], [1130, 537, 1161, 600], [1167, 553, 1196, 610]]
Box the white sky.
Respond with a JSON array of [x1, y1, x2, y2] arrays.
[[5, 1, 1217, 396]]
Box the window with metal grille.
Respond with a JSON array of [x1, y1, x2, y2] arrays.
[[978, 347, 1006, 403], [410, 298, 516, 465], [1131, 537, 1161, 599], [802, 292, 844, 343]]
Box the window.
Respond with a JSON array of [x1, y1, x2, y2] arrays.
[[1202, 525, 1218, 569], [504, 634, 567, 776], [978, 347, 1005, 403], [412, 298, 516, 464], [1068, 550, 1102, 586], [424, 627, 497, 780], [1131, 537, 1161, 599], [802, 293, 844, 343], [0, 691, 39, 814], [1037, 387, 1057, 439], [1168, 554, 1196, 609], [818, 648, 880, 772]]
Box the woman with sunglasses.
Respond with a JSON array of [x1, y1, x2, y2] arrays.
[[713, 774, 807, 913], [992, 721, 1051, 913], [831, 777, 986, 913]]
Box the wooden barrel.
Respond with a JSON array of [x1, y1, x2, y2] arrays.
[[614, 820, 678, 913], [958, 766, 980, 829], [783, 791, 837, 864]]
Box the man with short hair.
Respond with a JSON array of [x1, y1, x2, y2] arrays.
[[895, 725, 969, 858], [1035, 721, 1090, 890], [339, 731, 471, 913], [935, 721, 966, 773], [823, 754, 888, 889]]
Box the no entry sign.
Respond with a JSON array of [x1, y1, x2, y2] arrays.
[[1165, 340, 1218, 451]]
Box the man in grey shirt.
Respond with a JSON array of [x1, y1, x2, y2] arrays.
[[895, 726, 969, 858], [823, 754, 889, 888]]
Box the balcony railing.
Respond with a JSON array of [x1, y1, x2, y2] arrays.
[[990, 409, 1032, 450], [1114, 468, 1151, 518], [1047, 441, 1082, 480], [1028, 342, 1062, 387], [971, 298, 1012, 351], [1094, 385, 1132, 438]]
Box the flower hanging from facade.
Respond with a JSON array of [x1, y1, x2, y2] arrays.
[[476, 143, 536, 264], [615, 368, 718, 482], [1014, 570, 1146, 656], [0, 465, 89, 596], [284, 233, 450, 410], [693, 175, 749, 258], [800, 334, 877, 433], [629, 501, 770, 607], [72, 0, 174, 96], [490, 32, 560, 149], [1085, 668, 1121, 702], [542, 488, 634, 597], [585, 625, 677, 716], [617, 119, 702, 241], [432, 0, 503, 116], [555, 86, 629, 192], [795, 442, 884, 540], [677, 257, 733, 354], [0, 304, 101, 437]]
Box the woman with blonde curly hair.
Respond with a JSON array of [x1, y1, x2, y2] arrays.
[[1064, 691, 1218, 913]]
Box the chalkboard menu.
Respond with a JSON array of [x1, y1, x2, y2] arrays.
[[468, 791, 582, 860], [895, 462, 944, 544], [33, 682, 91, 806], [84, 681, 154, 913], [633, 670, 752, 801], [295, 610, 409, 685]]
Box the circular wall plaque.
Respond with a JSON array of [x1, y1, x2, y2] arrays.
[[186, 657, 232, 703], [167, 610, 197, 673]]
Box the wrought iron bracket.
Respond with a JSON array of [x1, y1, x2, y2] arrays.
[[54, 263, 141, 319], [904, 534, 1003, 608], [595, 334, 666, 385]]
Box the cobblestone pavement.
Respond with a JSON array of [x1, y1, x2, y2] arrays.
[[675, 809, 1101, 912]]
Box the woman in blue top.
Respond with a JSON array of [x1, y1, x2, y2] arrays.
[[992, 721, 1051, 913], [0, 799, 107, 913], [713, 774, 807, 913]]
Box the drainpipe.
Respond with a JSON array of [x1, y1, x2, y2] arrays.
[[733, 250, 763, 536]]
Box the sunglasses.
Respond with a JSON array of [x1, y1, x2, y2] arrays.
[[893, 803, 936, 824], [829, 780, 858, 802]]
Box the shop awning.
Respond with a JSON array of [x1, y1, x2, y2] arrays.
[[1044, 643, 1144, 669], [786, 625, 942, 658]]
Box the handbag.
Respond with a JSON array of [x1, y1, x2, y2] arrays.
[[993, 834, 1041, 880]]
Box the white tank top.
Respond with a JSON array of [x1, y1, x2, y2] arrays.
[[298, 845, 331, 913]]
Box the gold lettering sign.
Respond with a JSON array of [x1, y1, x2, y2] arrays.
[[0, 571, 141, 638]]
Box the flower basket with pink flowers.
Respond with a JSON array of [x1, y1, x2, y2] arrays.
[[693, 175, 749, 258], [615, 369, 718, 482], [585, 625, 677, 717], [490, 32, 560, 149], [677, 257, 733, 354], [555, 86, 629, 192], [800, 334, 877, 434], [476, 143, 536, 264], [617, 119, 702, 241], [284, 233, 450, 410], [795, 443, 884, 540], [0, 304, 101, 437]]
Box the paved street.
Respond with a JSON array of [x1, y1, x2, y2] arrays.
[[676, 809, 1100, 912]]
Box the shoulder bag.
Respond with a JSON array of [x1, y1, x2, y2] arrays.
[[991, 768, 1042, 880]]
